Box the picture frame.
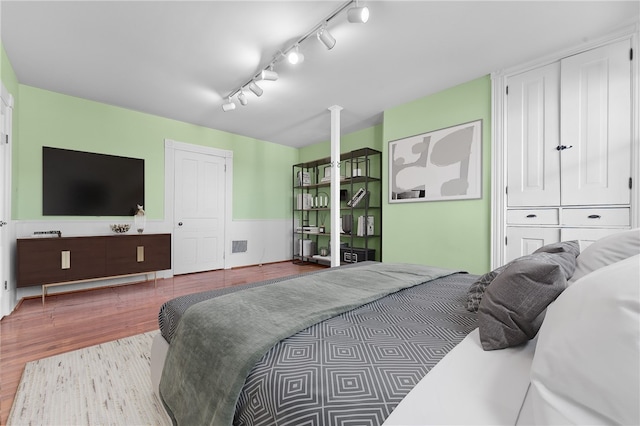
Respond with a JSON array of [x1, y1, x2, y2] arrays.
[[389, 120, 482, 203]]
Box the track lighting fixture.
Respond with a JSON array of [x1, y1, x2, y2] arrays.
[[222, 97, 236, 112], [287, 45, 305, 65], [249, 81, 263, 97], [317, 25, 336, 50], [348, 1, 369, 23], [221, 1, 370, 111], [260, 67, 279, 81], [237, 90, 248, 106]]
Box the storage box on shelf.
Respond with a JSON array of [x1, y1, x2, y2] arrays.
[[292, 148, 381, 266]]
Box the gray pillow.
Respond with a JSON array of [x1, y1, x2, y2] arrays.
[[534, 240, 580, 258], [478, 252, 575, 350], [466, 264, 507, 312], [466, 240, 579, 313]]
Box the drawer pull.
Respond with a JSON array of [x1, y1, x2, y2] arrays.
[[588, 214, 601, 219], [526, 214, 537, 218], [61, 251, 71, 269]]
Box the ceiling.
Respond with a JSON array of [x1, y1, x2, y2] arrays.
[[2, 1, 638, 148]]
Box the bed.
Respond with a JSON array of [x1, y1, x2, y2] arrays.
[[151, 228, 640, 426]]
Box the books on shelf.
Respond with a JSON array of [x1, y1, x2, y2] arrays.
[[347, 187, 369, 207], [297, 193, 313, 210], [296, 226, 319, 233], [297, 171, 311, 186], [356, 215, 374, 236]]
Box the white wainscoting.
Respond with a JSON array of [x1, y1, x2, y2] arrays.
[[226, 219, 293, 268]]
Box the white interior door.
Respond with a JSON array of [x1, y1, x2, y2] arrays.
[[173, 148, 226, 275], [0, 86, 13, 318]]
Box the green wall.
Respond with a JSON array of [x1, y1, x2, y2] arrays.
[[298, 124, 383, 162], [4, 39, 492, 272], [13, 85, 296, 220], [1, 44, 19, 98], [298, 77, 492, 274], [1, 44, 21, 214], [382, 76, 492, 274]]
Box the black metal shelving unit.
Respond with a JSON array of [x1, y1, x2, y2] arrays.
[[292, 148, 382, 266]]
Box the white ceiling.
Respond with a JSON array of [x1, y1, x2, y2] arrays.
[[2, 1, 638, 148]]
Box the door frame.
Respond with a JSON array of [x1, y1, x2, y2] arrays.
[[164, 139, 233, 271], [1, 82, 14, 318]]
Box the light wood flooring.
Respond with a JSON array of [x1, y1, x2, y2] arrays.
[[0, 261, 325, 425]]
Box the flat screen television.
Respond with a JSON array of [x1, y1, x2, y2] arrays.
[[43, 147, 145, 216]]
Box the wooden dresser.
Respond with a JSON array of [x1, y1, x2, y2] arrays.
[[17, 233, 171, 303]]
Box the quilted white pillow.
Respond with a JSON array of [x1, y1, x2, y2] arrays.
[[569, 228, 640, 284], [529, 254, 640, 425]]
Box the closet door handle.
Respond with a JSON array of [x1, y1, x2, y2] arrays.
[[588, 214, 601, 219], [526, 214, 537, 218]]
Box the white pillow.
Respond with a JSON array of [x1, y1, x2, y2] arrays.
[[529, 254, 640, 425], [569, 228, 640, 284]]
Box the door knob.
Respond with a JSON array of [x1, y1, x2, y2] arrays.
[[178, 222, 183, 226]]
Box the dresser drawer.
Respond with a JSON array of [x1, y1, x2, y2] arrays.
[[507, 209, 559, 225], [562, 208, 630, 227]]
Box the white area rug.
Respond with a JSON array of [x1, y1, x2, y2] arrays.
[[8, 331, 171, 426]]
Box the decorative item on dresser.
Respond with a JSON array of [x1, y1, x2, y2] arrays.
[[16, 233, 171, 304], [134, 204, 146, 233]]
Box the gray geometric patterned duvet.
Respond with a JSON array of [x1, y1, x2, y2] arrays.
[[159, 268, 478, 426], [234, 272, 478, 425]]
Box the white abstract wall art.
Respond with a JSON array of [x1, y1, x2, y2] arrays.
[[389, 120, 482, 203]]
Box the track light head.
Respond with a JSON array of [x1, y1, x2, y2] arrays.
[[348, 5, 369, 23], [260, 69, 278, 81], [317, 25, 336, 50], [287, 45, 305, 65], [249, 81, 263, 97], [222, 97, 236, 112], [237, 90, 248, 106]]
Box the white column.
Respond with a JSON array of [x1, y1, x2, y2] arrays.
[[328, 105, 343, 267]]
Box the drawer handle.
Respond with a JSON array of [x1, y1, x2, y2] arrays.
[[588, 214, 601, 219], [526, 214, 537, 218], [61, 251, 71, 269]]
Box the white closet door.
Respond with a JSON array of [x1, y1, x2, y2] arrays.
[[506, 62, 560, 207], [560, 38, 631, 206], [505, 227, 560, 263]]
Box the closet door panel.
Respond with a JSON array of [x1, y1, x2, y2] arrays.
[[506, 62, 560, 207], [505, 227, 560, 263], [560, 39, 631, 206]]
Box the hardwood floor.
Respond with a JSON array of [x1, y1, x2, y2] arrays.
[[0, 261, 325, 425]]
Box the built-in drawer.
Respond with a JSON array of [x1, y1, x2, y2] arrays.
[[507, 209, 559, 225], [562, 208, 630, 227]]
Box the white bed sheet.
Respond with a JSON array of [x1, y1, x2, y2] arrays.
[[151, 332, 169, 397], [384, 328, 536, 425]]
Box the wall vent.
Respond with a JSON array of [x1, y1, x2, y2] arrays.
[[232, 240, 248, 253]]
